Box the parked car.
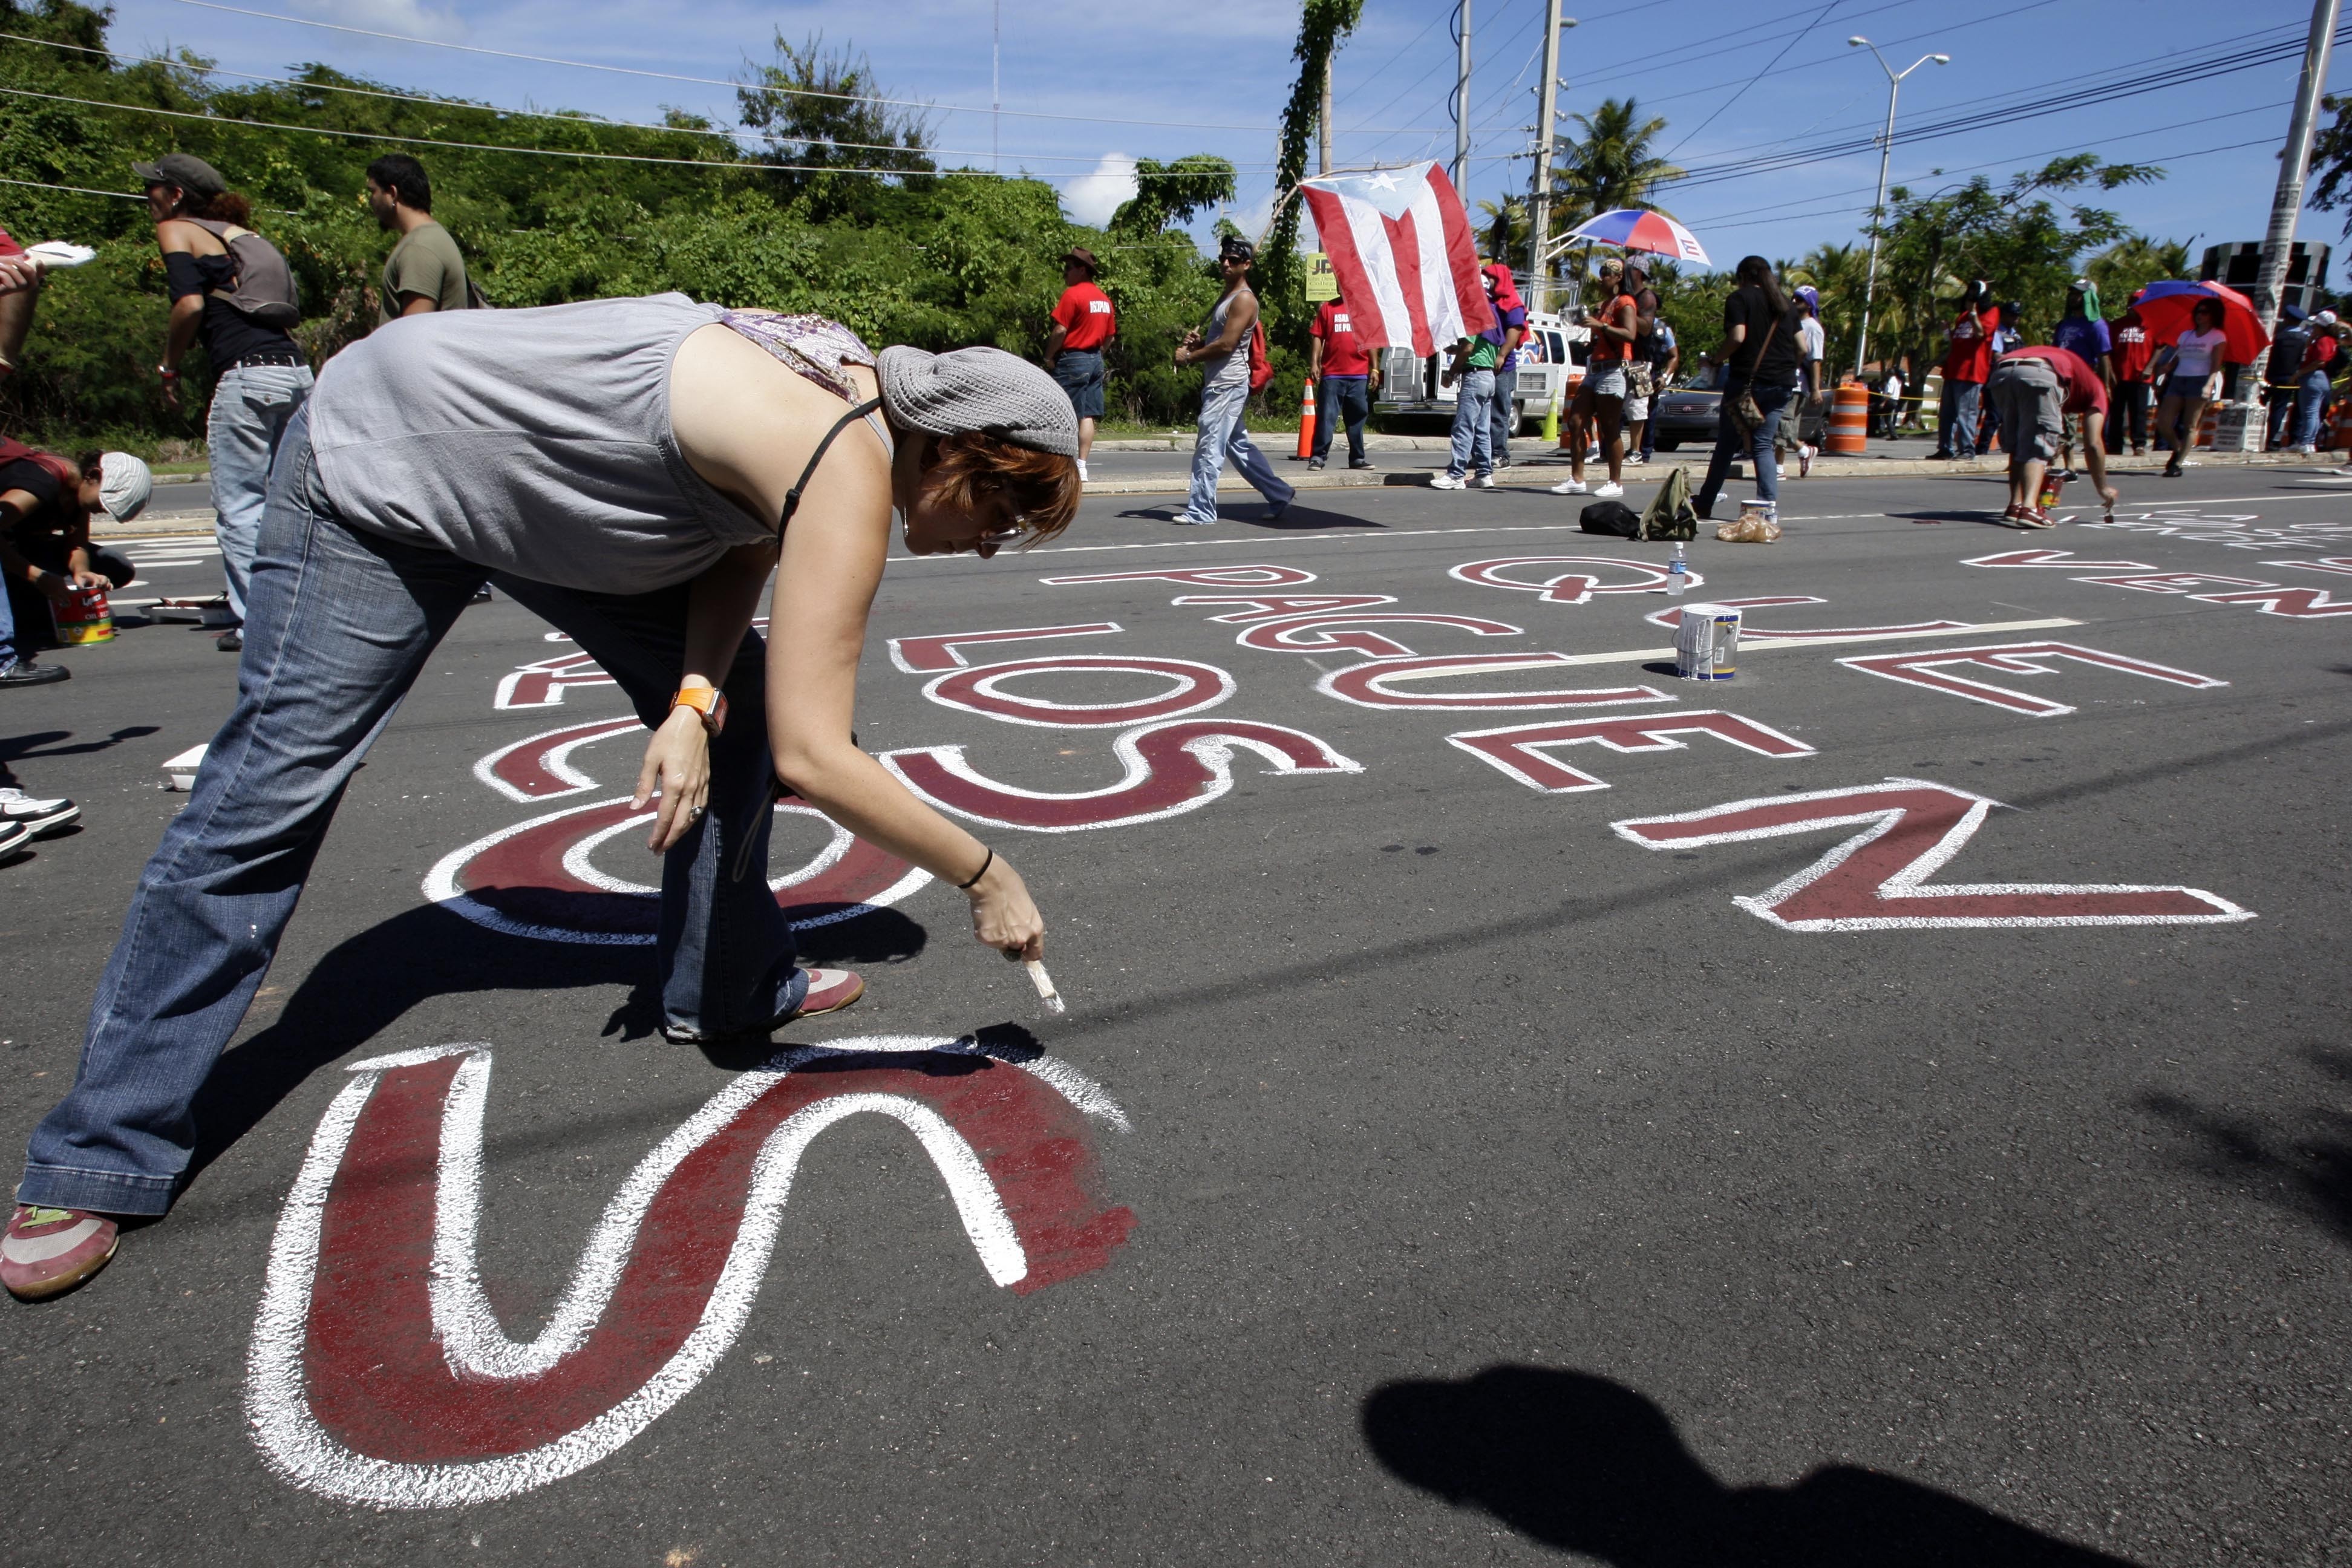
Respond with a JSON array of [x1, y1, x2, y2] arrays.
[[1374, 312, 1589, 434], [1645, 377, 1828, 451]]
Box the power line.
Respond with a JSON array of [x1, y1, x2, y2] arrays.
[[0, 83, 1273, 181], [1660, 0, 1853, 160], [0, 30, 1200, 167], [158, 0, 1449, 136]]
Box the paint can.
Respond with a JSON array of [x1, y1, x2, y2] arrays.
[[48, 583, 113, 645], [1674, 603, 1740, 681]]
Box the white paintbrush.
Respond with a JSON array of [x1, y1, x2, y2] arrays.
[[1024, 958, 1066, 1016]]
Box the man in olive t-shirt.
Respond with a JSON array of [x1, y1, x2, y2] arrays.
[[366, 153, 469, 322]]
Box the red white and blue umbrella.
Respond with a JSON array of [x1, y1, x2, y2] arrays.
[[2131, 279, 2271, 365], [1561, 208, 1710, 266]]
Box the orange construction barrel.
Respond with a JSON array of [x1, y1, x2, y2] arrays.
[[2197, 400, 2220, 449], [2331, 397, 2352, 451], [1824, 382, 1869, 454]]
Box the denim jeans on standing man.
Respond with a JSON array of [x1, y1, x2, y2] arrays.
[[2295, 369, 2334, 448], [1693, 380, 1792, 517], [1488, 365, 1518, 465], [206, 361, 314, 624], [1448, 367, 1497, 477], [1313, 374, 1371, 465], [1935, 377, 1982, 458], [16, 407, 808, 1217], [1181, 374, 1295, 523]]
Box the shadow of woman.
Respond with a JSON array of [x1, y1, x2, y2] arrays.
[[182, 901, 928, 1190], [1362, 1366, 2145, 1567]]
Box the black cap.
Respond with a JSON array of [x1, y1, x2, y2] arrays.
[[1219, 235, 1256, 264], [131, 152, 226, 197]]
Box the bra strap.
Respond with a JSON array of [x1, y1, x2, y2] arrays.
[[776, 397, 886, 538]]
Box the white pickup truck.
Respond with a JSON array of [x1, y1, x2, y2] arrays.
[[1373, 312, 1589, 434]]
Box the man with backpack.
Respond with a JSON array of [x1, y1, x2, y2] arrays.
[[1170, 236, 1292, 526], [139, 152, 311, 655]]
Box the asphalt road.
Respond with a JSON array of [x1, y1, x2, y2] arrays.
[[4, 465, 2348, 1566]]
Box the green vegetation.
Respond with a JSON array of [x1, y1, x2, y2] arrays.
[[0, 1, 1263, 447]]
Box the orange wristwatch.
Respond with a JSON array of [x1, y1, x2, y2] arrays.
[[670, 684, 727, 737]]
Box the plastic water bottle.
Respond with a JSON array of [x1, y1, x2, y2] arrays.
[[1667, 541, 1688, 596]]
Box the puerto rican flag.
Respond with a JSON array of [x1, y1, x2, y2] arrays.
[[1299, 162, 1495, 358]]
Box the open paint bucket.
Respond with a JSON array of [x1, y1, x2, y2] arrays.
[[1673, 603, 1740, 681], [50, 583, 113, 644]]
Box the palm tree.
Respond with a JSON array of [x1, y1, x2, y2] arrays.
[[1477, 195, 1530, 264], [1546, 97, 1683, 286], [1786, 241, 1875, 374], [2087, 235, 2194, 309]]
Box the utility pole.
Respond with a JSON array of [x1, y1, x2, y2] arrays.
[[1452, 0, 1472, 195], [1527, 5, 1572, 315], [1320, 54, 1334, 176], [2218, 0, 2338, 451], [991, 0, 1001, 174]]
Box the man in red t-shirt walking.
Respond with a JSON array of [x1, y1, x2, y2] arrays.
[[2104, 298, 2155, 456], [1307, 290, 1380, 470], [1984, 344, 2118, 526], [1931, 281, 1998, 460], [1044, 246, 1116, 481]]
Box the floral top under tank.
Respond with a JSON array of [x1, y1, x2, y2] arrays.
[[718, 310, 877, 403]]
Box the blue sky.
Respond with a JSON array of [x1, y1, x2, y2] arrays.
[[93, 0, 2352, 283]]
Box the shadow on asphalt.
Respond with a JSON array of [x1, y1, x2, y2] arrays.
[[2138, 1047, 2352, 1248], [181, 901, 930, 1191], [1361, 1366, 2145, 1566], [1112, 503, 1385, 531], [0, 724, 160, 772]]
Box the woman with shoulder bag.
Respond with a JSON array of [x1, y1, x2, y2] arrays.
[[1693, 256, 1805, 520], [139, 152, 312, 655]]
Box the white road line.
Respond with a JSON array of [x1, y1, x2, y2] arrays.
[[1541, 617, 2082, 667], [887, 515, 1893, 564]]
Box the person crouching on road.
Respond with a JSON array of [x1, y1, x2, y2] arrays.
[[1, 445, 149, 676], [1548, 258, 1636, 499], [1308, 286, 1378, 471], [1172, 236, 1292, 525], [2, 295, 1080, 1302], [1044, 246, 1114, 483], [1984, 343, 2117, 527]]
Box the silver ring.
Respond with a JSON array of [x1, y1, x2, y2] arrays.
[[688, 805, 705, 820]]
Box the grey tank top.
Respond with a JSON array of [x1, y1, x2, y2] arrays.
[[309, 293, 776, 593], [1198, 289, 1251, 390]]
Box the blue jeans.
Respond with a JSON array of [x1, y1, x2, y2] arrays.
[[1489, 365, 1518, 462], [2296, 370, 2333, 448], [0, 554, 16, 671], [1694, 381, 1792, 516], [1183, 374, 1293, 522], [1448, 367, 1497, 477], [1313, 374, 1370, 463], [1936, 378, 1981, 457], [207, 362, 314, 623], [16, 408, 805, 1217]]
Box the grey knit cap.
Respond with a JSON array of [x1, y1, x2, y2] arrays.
[[876, 345, 1080, 458]]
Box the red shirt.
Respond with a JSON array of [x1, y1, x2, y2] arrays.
[[1051, 282, 1116, 351], [2302, 334, 2339, 376], [1942, 307, 1998, 383], [2109, 310, 2153, 382], [2004, 345, 2109, 414], [1311, 300, 1373, 377]]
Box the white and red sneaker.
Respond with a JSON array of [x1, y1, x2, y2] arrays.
[[659, 967, 866, 1043], [2, 1205, 119, 1301], [792, 967, 865, 1019]]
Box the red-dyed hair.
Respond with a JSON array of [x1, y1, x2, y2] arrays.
[[920, 430, 1081, 545]]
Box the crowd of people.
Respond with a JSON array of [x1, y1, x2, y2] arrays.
[[1, 147, 1085, 1302]]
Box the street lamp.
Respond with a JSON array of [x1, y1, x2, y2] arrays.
[[1849, 36, 1949, 380]]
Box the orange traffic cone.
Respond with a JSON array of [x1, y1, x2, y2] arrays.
[[1295, 379, 1317, 460]]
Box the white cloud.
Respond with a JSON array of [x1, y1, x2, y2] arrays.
[[293, 0, 466, 41], [1059, 152, 1138, 229]]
